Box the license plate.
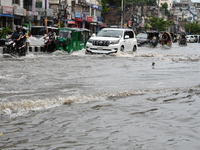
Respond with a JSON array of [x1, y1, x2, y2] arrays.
[[97, 47, 103, 50]]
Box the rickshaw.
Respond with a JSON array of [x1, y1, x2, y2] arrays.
[[178, 32, 187, 46], [160, 32, 172, 48], [55, 28, 90, 53], [146, 30, 159, 47]]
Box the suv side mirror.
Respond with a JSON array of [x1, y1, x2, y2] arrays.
[[91, 33, 96, 37], [125, 35, 129, 39]]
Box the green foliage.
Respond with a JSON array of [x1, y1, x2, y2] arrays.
[[143, 23, 150, 31], [0, 27, 12, 39], [184, 21, 200, 34], [160, 2, 170, 15], [101, 0, 110, 14], [161, 2, 168, 9], [127, 0, 157, 5], [148, 16, 172, 32]]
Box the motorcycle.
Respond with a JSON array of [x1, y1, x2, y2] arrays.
[[3, 37, 27, 57], [43, 37, 55, 53]]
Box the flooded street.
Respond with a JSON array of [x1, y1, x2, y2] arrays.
[[0, 43, 200, 150]]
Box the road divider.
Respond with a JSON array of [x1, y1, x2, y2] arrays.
[[27, 46, 45, 53]]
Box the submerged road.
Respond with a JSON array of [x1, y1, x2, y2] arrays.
[[0, 43, 200, 149]]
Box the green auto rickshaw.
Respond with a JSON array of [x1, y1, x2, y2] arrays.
[[55, 28, 90, 53]]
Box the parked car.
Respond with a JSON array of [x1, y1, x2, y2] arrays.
[[136, 33, 148, 46], [186, 35, 196, 43], [86, 28, 138, 54], [194, 35, 199, 43]]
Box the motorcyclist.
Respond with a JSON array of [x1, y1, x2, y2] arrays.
[[7, 25, 24, 49], [44, 28, 56, 52]]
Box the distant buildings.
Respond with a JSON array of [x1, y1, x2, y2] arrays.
[[104, 0, 200, 33], [0, 0, 104, 33], [0, 0, 200, 33]]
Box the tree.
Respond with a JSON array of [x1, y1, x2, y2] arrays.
[[160, 3, 170, 15], [0, 27, 12, 39], [148, 16, 172, 31], [184, 21, 200, 34], [143, 23, 151, 31]]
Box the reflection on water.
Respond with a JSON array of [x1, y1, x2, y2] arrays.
[[0, 43, 200, 149]]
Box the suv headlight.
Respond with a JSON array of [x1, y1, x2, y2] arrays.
[[87, 39, 93, 43], [110, 40, 119, 44]]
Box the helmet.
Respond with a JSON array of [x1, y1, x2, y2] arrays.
[[16, 25, 21, 30]]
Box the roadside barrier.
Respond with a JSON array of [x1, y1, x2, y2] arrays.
[[27, 46, 44, 53]]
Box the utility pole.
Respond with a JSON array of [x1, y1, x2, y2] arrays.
[[64, 0, 68, 27], [121, 0, 123, 28], [44, 0, 47, 27], [58, 0, 61, 28]]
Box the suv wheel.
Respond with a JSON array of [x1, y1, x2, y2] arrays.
[[132, 46, 137, 52], [120, 46, 124, 52]]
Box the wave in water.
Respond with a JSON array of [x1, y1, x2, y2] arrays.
[[1, 85, 199, 118]]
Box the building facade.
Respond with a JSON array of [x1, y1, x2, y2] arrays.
[[49, 0, 103, 33], [0, 0, 26, 29]]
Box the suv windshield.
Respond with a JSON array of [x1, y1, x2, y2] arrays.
[[137, 33, 147, 38], [31, 27, 46, 36], [97, 30, 123, 38]]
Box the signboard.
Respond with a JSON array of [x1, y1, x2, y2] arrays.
[[27, 11, 38, 16], [24, 9, 26, 16], [2, 6, 13, 15], [36, 0, 42, 8], [187, 6, 196, 22], [82, 12, 86, 21], [75, 12, 81, 18], [87, 16, 92, 22], [47, 9, 53, 17], [66, 6, 71, 14], [97, 16, 102, 22], [67, 14, 71, 20], [91, 4, 102, 10], [14, 6, 24, 16], [92, 16, 97, 22]]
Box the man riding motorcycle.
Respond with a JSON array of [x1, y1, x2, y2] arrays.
[[43, 28, 56, 52], [7, 25, 24, 51]]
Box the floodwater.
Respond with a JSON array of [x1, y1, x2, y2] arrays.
[[0, 43, 200, 150]]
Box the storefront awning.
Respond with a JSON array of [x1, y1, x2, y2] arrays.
[[0, 14, 14, 17], [67, 20, 76, 24], [75, 18, 83, 22]]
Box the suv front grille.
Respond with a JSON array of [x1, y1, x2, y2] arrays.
[[92, 40, 110, 46]]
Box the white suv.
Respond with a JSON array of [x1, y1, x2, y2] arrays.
[[186, 35, 195, 43], [86, 28, 138, 54]]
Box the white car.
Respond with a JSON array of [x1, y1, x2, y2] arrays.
[[86, 28, 138, 54], [29, 26, 47, 46], [186, 35, 196, 43]]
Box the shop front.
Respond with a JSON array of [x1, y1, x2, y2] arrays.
[[75, 12, 82, 28], [66, 19, 76, 27], [26, 11, 39, 26], [86, 16, 98, 34], [13, 6, 25, 26], [0, 6, 14, 29]]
